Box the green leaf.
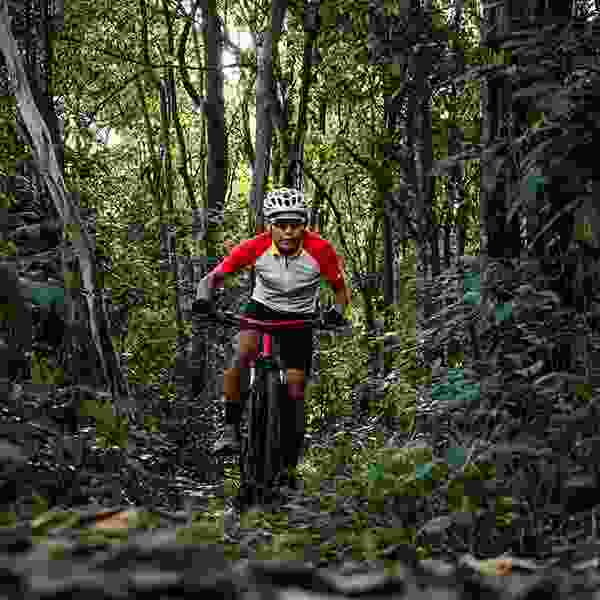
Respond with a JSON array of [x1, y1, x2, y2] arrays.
[[574, 221, 594, 243], [463, 270, 480, 293], [576, 383, 593, 403], [495, 302, 513, 323], [415, 462, 434, 481], [431, 383, 451, 398], [0, 239, 17, 257], [0, 512, 16, 527], [368, 463, 385, 481], [30, 494, 49, 519], [31, 510, 79, 533], [32, 286, 65, 307], [31, 353, 64, 385], [527, 174, 546, 194], [463, 291, 480, 305], [446, 446, 467, 468], [448, 368, 464, 383]]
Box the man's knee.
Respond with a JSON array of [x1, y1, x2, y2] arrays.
[[287, 368, 305, 401], [231, 331, 259, 369]]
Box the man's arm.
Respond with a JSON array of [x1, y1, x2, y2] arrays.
[[334, 279, 351, 315], [196, 238, 258, 302], [196, 267, 226, 302], [333, 254, 351, 317]]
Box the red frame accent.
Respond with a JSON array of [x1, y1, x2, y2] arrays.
[[238, 316, 314, 360]]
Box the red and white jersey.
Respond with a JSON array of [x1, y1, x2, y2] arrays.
[[204, 231, 346, 314]]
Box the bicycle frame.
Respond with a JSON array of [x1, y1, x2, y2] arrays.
[[242, 315, 316, 388]]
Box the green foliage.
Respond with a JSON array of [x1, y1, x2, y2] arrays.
[[31, 353, 65, 386], [0, 96, 31, 171], [445, 446, 467, 469], [431, 368, 480, 405], [79, 398, 129, 449], [306, 332, 363, 426], [495, 496, 516, 529], [27, 284, 65, 308], [29, 494, 50, 520], [0, 240, 17, 257], [31, 510, 80, 538], [143, 415, 161, 434], [29, 0, 599, 566], [0, 512, 16, 527], [124, 304, 180, 387], [463, 269, 480, 305], [575, 382, 593, 404], [447, 461, 496, 513]]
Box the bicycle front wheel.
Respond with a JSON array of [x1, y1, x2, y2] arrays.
[[239, 369, 285, 508], [264, 369, 286, 493]]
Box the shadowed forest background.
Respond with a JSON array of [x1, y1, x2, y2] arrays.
[[1, 0, 600, 575]]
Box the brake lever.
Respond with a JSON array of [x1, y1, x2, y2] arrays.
[[316, 318, 352, 336], [336, 323, 353, 337]]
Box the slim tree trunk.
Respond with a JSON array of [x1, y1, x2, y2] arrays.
[[202, 0, 227, 257], [251, 0, 288, 234], [397, 2, 436, 403], [195, 0, 228, 400], [161, 0, 185, 352], [175, 12, 198, 210]]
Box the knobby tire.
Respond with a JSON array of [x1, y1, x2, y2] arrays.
[[240, 374, 262, 508], [264, 369, 285, 495], [239, 368, 285, 509]]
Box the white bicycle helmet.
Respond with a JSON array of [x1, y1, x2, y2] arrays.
[[263, 188, 308, 223]]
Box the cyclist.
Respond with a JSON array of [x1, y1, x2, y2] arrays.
[[192, 187, 351, 485]]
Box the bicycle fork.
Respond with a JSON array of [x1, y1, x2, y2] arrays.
[[248, 357, 287, 389]]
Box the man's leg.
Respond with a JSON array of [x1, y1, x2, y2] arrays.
[[215, 330, 259, 452], [284, 368, 306, 484]]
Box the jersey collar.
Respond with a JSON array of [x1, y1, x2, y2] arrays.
[[270, 233, 304, 257]]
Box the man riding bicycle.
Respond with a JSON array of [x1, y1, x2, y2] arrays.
[[192, 187, 351, 485]]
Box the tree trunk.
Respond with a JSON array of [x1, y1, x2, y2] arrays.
[[443, 0, 468, 367], [285, 0, 320, 191], [383, 195, 395, 308], [203, 0, 227, 257], [241, 83, 256, 181], [382, 60, 403, 309], [398, 2, 436, 405], [196, 0, 228, 400], [251, 0, 288, 235], [161, 0, 186, 368], [0, 3, 131, 412], [174, 11, 198, 211]]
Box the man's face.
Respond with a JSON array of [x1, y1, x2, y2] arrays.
[[270, 219, 306, 255]]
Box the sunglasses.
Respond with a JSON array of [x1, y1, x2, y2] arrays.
[[272, 221, 305, 230]]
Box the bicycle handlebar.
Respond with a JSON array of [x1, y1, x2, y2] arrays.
[[194, 307, 351, 335]]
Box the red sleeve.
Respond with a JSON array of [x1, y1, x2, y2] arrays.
[[319, 240, 346, 292], [214, 235, 265, 275]]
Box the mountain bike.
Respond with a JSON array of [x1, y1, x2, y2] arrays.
[[196, 307, 350, 508]]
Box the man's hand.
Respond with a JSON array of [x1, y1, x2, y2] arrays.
[[192, 298, 213, 318], [323, 304, 348, 328]]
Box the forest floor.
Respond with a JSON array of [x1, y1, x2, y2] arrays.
[[2, 379, 600, 599]]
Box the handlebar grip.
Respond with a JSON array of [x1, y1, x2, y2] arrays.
[[191, 298, 212, 314], [316, 319, 352, 334]]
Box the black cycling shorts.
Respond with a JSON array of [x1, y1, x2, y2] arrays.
[[241, 299, 315, 375]]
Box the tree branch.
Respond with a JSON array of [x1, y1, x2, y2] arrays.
[[303, 162, 361, 274], [177, 1, 205, 112], [57, 33, 242, 72]]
